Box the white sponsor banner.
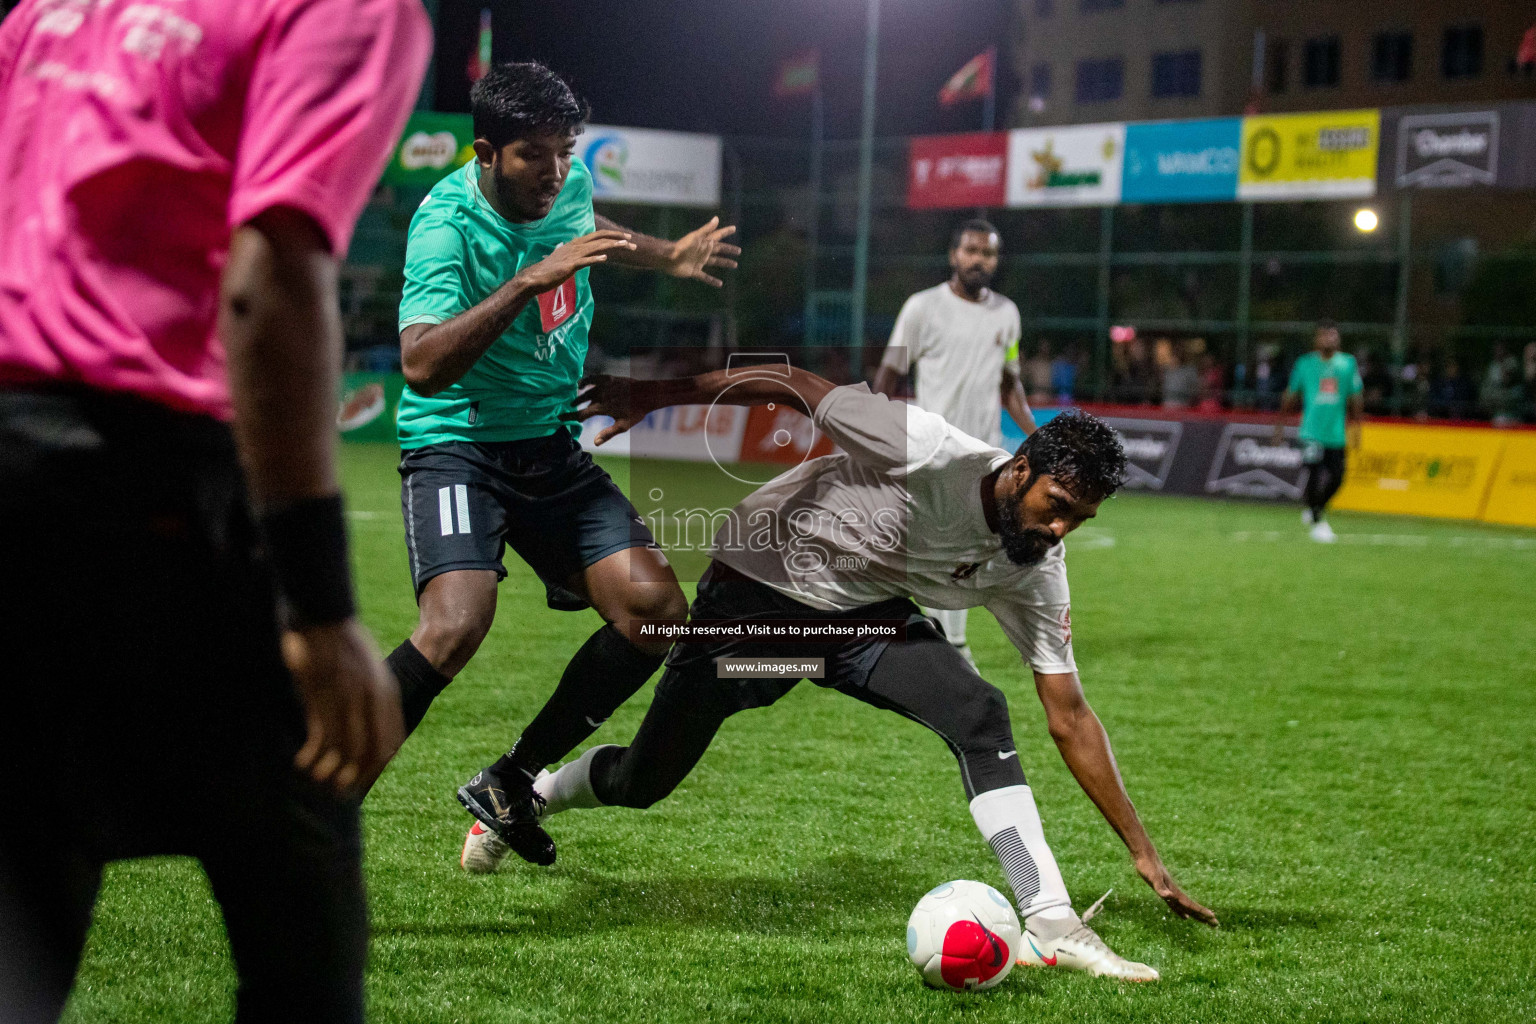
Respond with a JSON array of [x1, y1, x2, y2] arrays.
[[579, 404, 745, 462], [581, 125, 722, 207], [1006, 123, 1126, 207]]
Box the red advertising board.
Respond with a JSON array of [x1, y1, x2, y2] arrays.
[[740, 404, 835, 465], [907, 132, 1008, 209]]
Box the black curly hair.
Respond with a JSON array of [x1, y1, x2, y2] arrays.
[[1015, 410, 1127, 502], [951, 218, 1000, 250], [471, 62, 590, 149]]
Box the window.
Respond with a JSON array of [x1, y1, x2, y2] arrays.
[[1265, 38, 1290, 93], [1151, 50, 1202, 97], [1075, 58, 1124, 103], [1033, 0, 1054, 16], [1371, 31, 1413, 82], [1303, 35, 1341, 88], [1030, 63, 1053, 101], [1079, 0, 1124, 11], [1442, 24, 1483, 78]]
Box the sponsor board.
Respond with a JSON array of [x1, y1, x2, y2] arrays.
[[739, 404, 836, 465], [384, 113, 476, 187], [1394, 109, 1498, 188], [1103, 418, 1184, 490], [908, 132, 1009, 210], [1481, 433, 1536, 528], [336, 372, 406, 442], [583, 125, 722, 207], [1122, 119, 1241, 204], [1332, 424, 1504, 520], [1379, 102, 1536, 191], [581, 403, 746, 463], [1238, 110, 1379, 201], [1206, 423, 1307, 499], [1006, 123, 1125, 207]]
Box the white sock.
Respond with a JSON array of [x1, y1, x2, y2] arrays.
[[925, 606, 969, 647], [534, 745, 615, 817], [969, 784, 1072, 920]]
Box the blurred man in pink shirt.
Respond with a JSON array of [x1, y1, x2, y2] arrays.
[[0, 1, 429, 1020]]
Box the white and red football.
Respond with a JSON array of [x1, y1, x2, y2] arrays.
[[905, 880, 1021, 991]]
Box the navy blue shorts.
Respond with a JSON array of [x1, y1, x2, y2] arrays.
[[398, 431, 656, 609]]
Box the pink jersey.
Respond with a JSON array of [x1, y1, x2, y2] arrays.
[[0, 0, 431, 418]]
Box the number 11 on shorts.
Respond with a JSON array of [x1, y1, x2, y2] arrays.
[[438, 485, 471, 536]]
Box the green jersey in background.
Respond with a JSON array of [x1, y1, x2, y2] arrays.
[[1287, 351, 1362, 449], [397, 160, 596, 448]]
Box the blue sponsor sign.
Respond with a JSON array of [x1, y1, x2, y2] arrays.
[[1123, 119, 1241, 203]]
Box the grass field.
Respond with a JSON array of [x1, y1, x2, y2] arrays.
[[61, 442, 1536, 1023]]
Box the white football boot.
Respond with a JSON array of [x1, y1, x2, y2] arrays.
[[1309, 520, 1337, 543], [1301, 508, 1315, 526], [460, 769, 548, 874], [1017, 891, 1160, 982]]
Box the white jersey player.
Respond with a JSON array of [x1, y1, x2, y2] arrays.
[[493, 368, 1219, 981], [875, 219, 1037, 665]]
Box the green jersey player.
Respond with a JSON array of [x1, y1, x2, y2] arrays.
[[1278, 320, 1363, 543], [376, 63, 739, 869]]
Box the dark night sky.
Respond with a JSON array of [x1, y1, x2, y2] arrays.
[[435, 0, 1012, 139]]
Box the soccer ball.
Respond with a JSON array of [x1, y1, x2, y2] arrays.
[[906, 880, 1021, 991]]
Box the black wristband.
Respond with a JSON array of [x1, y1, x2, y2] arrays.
[[259, 494, 356, 628]]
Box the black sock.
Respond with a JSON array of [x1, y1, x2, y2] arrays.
[[386, 640, 451, 737], [492, 624, 665, 779]]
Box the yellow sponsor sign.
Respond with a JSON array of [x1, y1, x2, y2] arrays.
[[1481, 432, 1536, 528], [1332, 423, 1503, 520], [1239, 109, 1380, 200]]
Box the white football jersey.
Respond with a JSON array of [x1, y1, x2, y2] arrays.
[[711, 385, 1076, 676], [879, 283, 1022, 447]]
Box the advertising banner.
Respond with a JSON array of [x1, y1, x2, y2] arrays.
[[581, 125, 722, 207], [739, 404, 836, 465], [1122, 119, 1241, 204], [1006, 123, 1126, 207], [1480, 433, 1536, 528], [1379, 102, 1536, 190], [337, 372, 406, 442], [1332, 423, 1504, 520], [384, 113, 476, 188], [1104, 417, 1187, 489], [580, 403, 746, 462], [908, 132, 1009, 210], [1238, 109, 1380, 200], [1204, 423, 1308, 499]]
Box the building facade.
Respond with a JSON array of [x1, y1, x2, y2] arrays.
[[1011, 0, 1536, 127]]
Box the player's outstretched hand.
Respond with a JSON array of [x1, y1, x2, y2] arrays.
[[665, 216, 740, 287], [1136, 855, 1220, 927], [562, 373, 657, 446], [284, 619, 404, 798], [516, 230, 637, 294]]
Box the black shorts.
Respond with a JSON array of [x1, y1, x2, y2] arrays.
[[0, 387, 365, 1023], [1301, 442, 1347, 475], [399, 430, 656, 609], [659, 562, 938, 718]]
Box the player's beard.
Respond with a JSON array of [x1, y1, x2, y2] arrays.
[[957, 263, 993, 293], [997, 484, 1058, 566]]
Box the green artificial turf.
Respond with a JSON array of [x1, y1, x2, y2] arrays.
[[62, 443, 1536, 1023]]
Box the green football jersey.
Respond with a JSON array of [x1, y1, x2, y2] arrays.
[[1287, 351, 1362, 448], [396, 160, 596, 448]]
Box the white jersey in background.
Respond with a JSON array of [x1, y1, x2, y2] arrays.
[[879, 283, 1022, 447], [710, 385, 1076, 676]]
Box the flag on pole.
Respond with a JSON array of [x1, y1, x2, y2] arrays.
[[1518, 23, 1536, 68], [938, 48, 994, 106], [467, 8, 492, 83], [775, 50, 821, 97]]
